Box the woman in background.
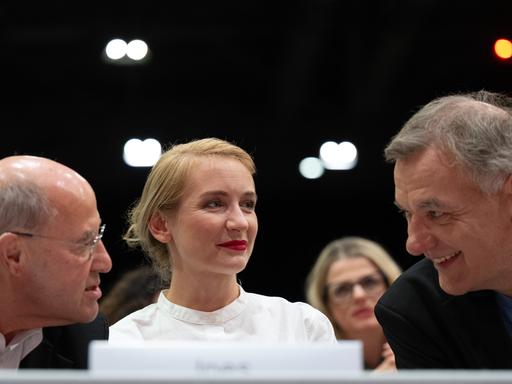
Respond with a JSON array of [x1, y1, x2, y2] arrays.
[[100, 266, 166, 325], [306, 236, 402, 371]]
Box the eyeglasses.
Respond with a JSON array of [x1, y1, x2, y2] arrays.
[[9, 224, 106, 261], [325, 273, 386, 306]]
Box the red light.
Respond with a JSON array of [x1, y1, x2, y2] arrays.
[[494, 38, 512, 59]]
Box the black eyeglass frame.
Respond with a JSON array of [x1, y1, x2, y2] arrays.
[[323, 271, 388, 306]]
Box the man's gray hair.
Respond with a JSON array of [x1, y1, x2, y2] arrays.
[[385, 90, 512, 193], [0, 181, 54, 233]]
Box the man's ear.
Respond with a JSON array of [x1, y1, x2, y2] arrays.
[[148, 211, 172, 243], [0, 233, 23, 276]]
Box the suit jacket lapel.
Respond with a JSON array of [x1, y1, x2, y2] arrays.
[[444, 290, 512, 368], [19, 327, 74, 369]]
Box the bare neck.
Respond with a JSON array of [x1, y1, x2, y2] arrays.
[[0, 295, 32, 344], [166, 272, 240, 312]]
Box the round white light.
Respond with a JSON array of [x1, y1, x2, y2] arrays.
[[338, 141, 358, 163], [126, 39, 148, 60], [105, 39, 127, 60], [123, 138, 162, 167], [319, 141, 358, 170], [299, 157, 325, 179]]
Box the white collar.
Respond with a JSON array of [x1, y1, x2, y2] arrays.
[[0, 328, 43, 369], [158, 286, 248, 325]]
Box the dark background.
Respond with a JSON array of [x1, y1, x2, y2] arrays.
[[2, 1, 511, 302]]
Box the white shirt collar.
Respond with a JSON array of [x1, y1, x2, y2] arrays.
[[158, 286, 248, 325], [0, 328, 43, 369]]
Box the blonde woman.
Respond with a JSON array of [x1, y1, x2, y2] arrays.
[[306, 236, 401, 370], [110, 138, 335, 343]]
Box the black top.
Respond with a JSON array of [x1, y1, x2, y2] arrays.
[[375, 258, 512, 369], [19, 313, 108, 369]]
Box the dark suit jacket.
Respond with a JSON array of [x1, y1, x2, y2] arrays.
[[19, 313, 108, 369], [375, 258, 512, 369]]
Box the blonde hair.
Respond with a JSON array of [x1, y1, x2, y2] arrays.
[[305, 236, 401, 339], [124, 138, 255, 277]]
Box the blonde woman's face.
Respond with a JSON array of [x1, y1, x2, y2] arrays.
[[165, 156, 258, 278], [325, 257, 386, 338]]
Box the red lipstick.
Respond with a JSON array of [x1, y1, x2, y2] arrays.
[[217, 240, 248, 251]]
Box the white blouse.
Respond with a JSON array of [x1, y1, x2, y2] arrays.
[[109, 287, 335, 343]]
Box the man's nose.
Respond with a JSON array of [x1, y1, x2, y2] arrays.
[[91, 240, 112, 273], [406, 216, 437, 256]]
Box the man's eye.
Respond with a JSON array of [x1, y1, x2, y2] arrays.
[[241, 200, 256, 210], [428, 210, 444, 219], [82, 239, 95, 248], [398, 209, 411, 220]]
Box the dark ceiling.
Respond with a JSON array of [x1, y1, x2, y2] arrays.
[[2, 0, 512, 301]]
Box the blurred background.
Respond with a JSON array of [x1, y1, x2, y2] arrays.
[[2, 0, 511, 301]]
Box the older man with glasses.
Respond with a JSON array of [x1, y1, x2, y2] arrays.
[[0, 155, 112, 369]]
